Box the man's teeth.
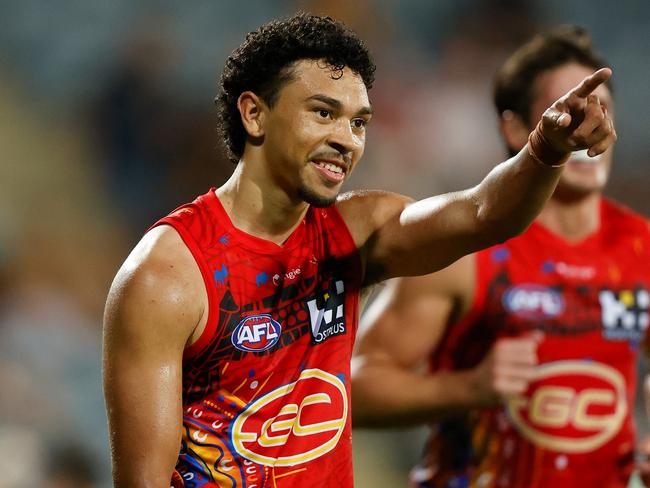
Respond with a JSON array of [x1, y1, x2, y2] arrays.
[[317, 161, 343, 174]]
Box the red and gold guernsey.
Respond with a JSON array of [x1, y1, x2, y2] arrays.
[[415, 199, 650, 488], [153, 189, 362, 488]]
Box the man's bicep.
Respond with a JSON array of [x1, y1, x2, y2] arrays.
[[364, 190, 485, 282]]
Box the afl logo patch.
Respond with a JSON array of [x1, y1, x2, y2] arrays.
[[232, 314, 281, 352], [503, 284, 564, 318]]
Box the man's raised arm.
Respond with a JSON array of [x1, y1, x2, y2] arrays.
[[340, 68, 615, 284]]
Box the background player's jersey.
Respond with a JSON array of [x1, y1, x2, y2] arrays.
[[416, 199, 650, 488], [154, 189, 362, 488]]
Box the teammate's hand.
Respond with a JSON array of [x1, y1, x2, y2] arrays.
[[537, 67, 616, 157], [637, 435, 650, 487], [471, 332, 542, 405]]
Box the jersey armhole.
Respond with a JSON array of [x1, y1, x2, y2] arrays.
[[429, 252, 490, 371], [327, 205, 364, 289], [152, 219, 218, 360], [326, 205, 364, 337]]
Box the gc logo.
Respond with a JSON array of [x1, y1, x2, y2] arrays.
[[231, 369, 348, 466], [506, 361, 627, 453]]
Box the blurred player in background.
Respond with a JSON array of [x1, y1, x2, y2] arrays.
[[352, 26, 650, 488], [103, 15, 615, 488]]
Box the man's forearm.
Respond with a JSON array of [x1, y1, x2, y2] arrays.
[[378, 143, 565, 280], [470, 144, 564, 247], [352, 362, 489, 428]]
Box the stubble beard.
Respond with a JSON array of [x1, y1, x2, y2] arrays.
[[297, 182, 338, 208]]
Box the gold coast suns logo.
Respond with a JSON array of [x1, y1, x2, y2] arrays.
[[506, 361, 627, 453], [231, 369, 347, 466]]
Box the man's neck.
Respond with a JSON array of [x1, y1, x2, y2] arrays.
[[536, 192, 602, 242], [216, 162, 310, 246]]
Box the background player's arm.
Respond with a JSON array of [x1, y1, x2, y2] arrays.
[[352, 257, 472, 427], [352, 255, 539, 427], [103, 226, 206, 487], [340, 69, 615, 284]]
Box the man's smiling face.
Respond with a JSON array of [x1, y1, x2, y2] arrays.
[[260, 59, 372, 207]]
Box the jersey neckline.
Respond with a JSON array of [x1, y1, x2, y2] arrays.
[[203, 188, 307, 254]]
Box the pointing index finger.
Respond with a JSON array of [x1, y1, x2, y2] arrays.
[[571, 67, 612, 98]]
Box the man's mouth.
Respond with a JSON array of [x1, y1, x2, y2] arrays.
[[311, 159, 347, 182]]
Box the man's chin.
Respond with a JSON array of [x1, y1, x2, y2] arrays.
[[297, 184, 338, 208]]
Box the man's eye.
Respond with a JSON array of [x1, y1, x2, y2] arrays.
[[352, 119, 366, 129], [317, 109, 331, 118]]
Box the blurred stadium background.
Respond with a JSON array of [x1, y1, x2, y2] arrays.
[[0, 0, 648, 486]]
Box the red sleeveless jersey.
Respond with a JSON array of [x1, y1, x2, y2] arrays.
[[153, 189, 362, 488], [416, 199, 650, 488]]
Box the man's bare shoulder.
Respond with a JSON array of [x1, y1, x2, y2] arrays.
[[336, 190, 414, 247], [105, 225, 206, 346]]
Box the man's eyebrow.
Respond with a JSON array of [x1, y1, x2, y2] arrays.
[[357, 105, 373, 116], [306, 94, 373, 116], [306, 94, 343, 110]]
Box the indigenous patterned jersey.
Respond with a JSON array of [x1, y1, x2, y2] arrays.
[[415, 199, 650, 488], [154, 189, 362, 488]]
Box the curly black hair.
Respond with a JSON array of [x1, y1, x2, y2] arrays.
[[494, 25, 611, 128], [216, 13, 376, 163]]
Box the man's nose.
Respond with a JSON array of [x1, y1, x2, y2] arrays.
[[327, 119, 362, 155]]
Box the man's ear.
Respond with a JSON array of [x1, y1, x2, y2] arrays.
[[238, 91, 267, 138], [500, 110, 530, 152]]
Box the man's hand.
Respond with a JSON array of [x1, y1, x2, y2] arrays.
[[534, 67, 616, 161], [471, 332, 542, 406]]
